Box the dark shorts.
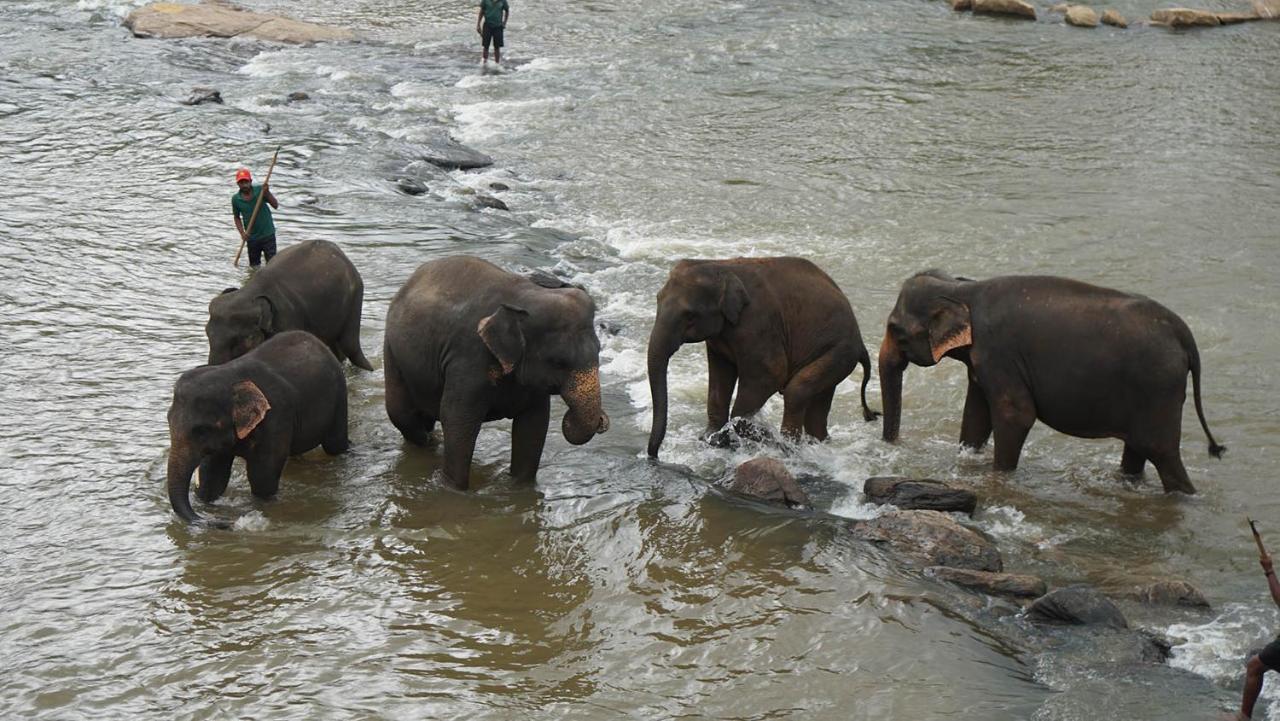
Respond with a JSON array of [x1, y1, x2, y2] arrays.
[[248, 234, 277, 267], [1259, 637, 1280, 670], [482, 23, 504, 49]]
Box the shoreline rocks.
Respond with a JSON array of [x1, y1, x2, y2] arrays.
[[124, 1, 354, 44], [863, 477, 977, 515], [1065, 5, 1100, 26], [972, 0, 1037, 19]]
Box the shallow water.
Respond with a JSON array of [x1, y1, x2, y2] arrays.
[[2, 0, 1279, 718]]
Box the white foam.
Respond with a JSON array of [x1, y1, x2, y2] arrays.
[[231, 510, 270, 532], [451, 97, 570, 144], [76, 0, 143, 18], [1168, 604, 1280, 718]]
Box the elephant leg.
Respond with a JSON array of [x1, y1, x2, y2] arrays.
[[781, 354, 847, 441], [706, 348, 738, 434], [441, 417, 482, 490], [196, 452, 234, 503], [1148, 448, 1196, 494], [246, 448, 288, 499], [322, 397, 350, 455], [1120, 443, 1146, 475], [959, 379, 993, 451], [990, 389, 1035, 471], [804, 386, 837, 441], [729, 381, 774, 421], [510, 395, 551, 483], [385, 352, 436, 446]]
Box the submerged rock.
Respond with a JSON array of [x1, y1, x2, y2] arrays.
[[473, 194, 509, 211], [1027, 585, 1128, 629], [1132, 579, 1210, 609], [287, 91, 310, 102], [1101, 9, 1129, 27], [972, 0, 1037, 20], [850, 510, 1002, 572], [489, 182, 511, 192], [1150, 8, 1221, 26], [124, 1, 354, 43], [181, 86, 222, 105], [727, 457, 810, 509], [927, 567, 1047, 598], [1065, 5, 1100, 26], [863, 477, 977, 515]]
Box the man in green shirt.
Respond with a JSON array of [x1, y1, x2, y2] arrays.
[[476, 0, 509, 65], [231, 167, 279, 267]]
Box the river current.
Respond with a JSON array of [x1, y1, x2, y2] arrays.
[[2, 0, 1279, 718]]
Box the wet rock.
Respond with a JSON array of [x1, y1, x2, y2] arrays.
[[1102, 9, 1129, 27], [726, 457, 810, 509], [863, 477, 977, 515], [1150, 8, 1221, 26], [473, 194, 509, 211], [850, 510, 1002, 572], [399, 135, 494, 171], [926, 567, 1047, 598], [596, 319, 623, 336], [1048, 3, 1069, 12], [397, 178, 428, 196], [1132, 579, 1210, 609], [1065, 5, 1100, 26], [182, 86, 222, 105], [287, 91, 310, 102], [124, 1, 354, 43], [489, 182, 510, 192], [1216, 11, 1262, 23], [972, 0, 1036, 20], [1027, 585, 1128, 629], [1137, 629, 1178, 663], [951, 0, 973, 11]]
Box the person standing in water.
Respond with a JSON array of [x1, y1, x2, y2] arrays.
[[1238, 543, 1280, 719], [476, 0, 509, 65], [231, 167, 279, 267]]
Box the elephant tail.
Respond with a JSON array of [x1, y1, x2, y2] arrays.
[[859, 347, 880, 422], [1187, 340, 1226, 459]]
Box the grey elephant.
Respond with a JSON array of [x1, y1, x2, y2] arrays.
[[167, 330, 349, 526], [383, 256, 610, 489], [205, 238, 372, 370], [647, 257, 878, 458], [879, 270, 1225, 494]]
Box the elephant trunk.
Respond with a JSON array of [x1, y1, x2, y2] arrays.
[[167, 443, 203, 525], [646, 319, 682, 458], [879, 328, 908, 443], [561, 366, 609, 446]]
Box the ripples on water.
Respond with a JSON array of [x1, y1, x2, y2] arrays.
[[2, 0, 1279, 718]]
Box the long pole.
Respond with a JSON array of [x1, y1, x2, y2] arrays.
[[1250, 517, 1269, 558], [233, 146, 281, 267]]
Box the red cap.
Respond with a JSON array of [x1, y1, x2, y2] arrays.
[[235, 168, 252, 183]]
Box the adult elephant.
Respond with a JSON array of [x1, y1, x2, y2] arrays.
[[167, 331, 349, 527], [879, 270, 1225, 494], [383, 256, 610, 489], [205, 239, 373, 370], [647, 257, 878, 458]]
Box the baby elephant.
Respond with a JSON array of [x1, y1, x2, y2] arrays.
[[205, 238, 373, 370], [166, 330, 349, 526]]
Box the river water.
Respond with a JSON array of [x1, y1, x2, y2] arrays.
[[2, 0, 1279, 718]]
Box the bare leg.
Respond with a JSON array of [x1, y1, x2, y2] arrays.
[[510, 395, 550, 483], [959, 380, 993, 451], [1241, 655, 1266, 719]]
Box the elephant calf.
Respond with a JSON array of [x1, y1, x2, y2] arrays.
[[879, 271, 1225, 494], [384, 256, 609, 489], [206, 238, 373, 370], [647, 257, 879, 458], [167, 330, 349, 526]]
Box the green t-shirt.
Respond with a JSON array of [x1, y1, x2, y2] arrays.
[[480, 0, 508, 28], [231, 185, 275, 241]]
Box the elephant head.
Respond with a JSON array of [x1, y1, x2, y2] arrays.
[[205, 289, 275, 365], [647, 261, 749, 457], [880, 271, 974, 443], [477, 290, 609, 445], [166, 371, 271, 526]]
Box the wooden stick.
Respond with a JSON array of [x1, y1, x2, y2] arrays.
[[1250, 516, 1269, 557], [233, 146, 281, 267]]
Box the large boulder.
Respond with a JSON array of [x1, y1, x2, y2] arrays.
[[1027, 585, 1129, 629], [1150, 8, 1221, 26], [850, 510, 1002, 572], [726, 457, 810, 509], [1101, 9, 1129, 27], [926, 567, 1047, 598], [124, 2, 354, 43], [863, 477, 977, 515], [972, 0, 1037, 19], [1065, 5, 1100, 26]]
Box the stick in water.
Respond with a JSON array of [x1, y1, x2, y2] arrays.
[[233, 146, 281, 267], [1250, 516, 1269, 558]]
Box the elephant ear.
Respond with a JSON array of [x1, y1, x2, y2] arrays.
[[256, 296, 276, 335], [719, 271, 749, 326], [478, 304, 529, 375], [928, 295, 972, 363], [231, 380, 271, 440]]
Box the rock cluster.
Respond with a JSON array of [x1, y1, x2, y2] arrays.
[[950, 0, 1279, 31]]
